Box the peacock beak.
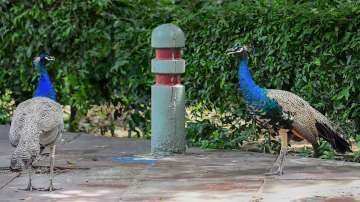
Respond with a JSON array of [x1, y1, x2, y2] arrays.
[[226, 47, 245, 55], [226, 47, 237, 55], [45, 56, 55, 61]]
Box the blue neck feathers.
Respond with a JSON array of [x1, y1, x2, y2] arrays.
[[33, 62, 56, 101], [238, 56, 276, 111]]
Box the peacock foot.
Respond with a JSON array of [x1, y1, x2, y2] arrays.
[[38, 186, 62, 192], [264, 168, 283, 176], [265, 148, 287, 176], [22, 185, 38, 191], [264, 160, 284, 176], [48, 183, 54, 192]]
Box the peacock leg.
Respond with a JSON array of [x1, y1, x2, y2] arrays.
[[48, 145, 56, 191], [312, 142, 320, 158], [265, 129, 288, 176], [26, 164, 32, 191], [23, 159, 36, 191]]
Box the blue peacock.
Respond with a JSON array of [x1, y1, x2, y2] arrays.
[[226, 44, 351, 175], [9, 51, 64, 191]]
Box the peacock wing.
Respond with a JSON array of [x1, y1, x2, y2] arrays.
[[266, 89, 310, 113], [9, 99, 34, 147], [35, 98, 64, 146], [266, 89, 319, 143]]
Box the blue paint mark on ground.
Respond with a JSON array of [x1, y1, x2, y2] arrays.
[[112, 156, 157, 165]]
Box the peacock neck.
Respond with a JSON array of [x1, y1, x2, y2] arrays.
[[237, 56, 269, 109], [34, 63, 56, 101]]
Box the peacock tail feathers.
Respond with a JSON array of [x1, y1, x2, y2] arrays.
[[311, 107, 351, 153], [315, 122, 351, 153]]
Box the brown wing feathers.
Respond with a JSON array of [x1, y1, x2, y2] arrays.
[[315, 122, 351, 153], [267, 89, 351, 153]]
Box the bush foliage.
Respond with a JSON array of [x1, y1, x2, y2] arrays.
[[0, 1, 359, 149]]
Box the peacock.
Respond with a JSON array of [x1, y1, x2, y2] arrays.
[[9, 52, 64, 191], [226, 44, 351, 175]]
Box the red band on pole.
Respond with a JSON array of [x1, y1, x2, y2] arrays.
[[156, 48, 181, 60], [156, 74, 181, 85]]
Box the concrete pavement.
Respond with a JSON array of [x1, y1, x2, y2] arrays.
[[0, 125, 359, 202]]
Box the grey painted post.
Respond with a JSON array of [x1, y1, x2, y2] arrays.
[[151, 24, 186, 155]]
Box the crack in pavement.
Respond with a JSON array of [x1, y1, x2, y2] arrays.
[[0, 172, 21, 191]]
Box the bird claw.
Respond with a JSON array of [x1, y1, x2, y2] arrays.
[[264, 169, 283, 176], [38, 186, 62, 192], [48, 183, 54, 192], [265, 162, 284, 176], [265, 157, 286, 176], [265, 147, 287, 176], [22, 186, 38, 191], [32, 186, 62, 192]]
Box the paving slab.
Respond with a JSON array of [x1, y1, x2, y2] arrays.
[[0, 125, 359, 202]]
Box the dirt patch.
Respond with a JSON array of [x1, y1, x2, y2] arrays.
[[0, 165, 89, 175], [79, 182, 129, 189], [204, 181, 262, 192], [58, 149, 100, 155], [297, 196, 359, 202], [34, 165, 90, 174]]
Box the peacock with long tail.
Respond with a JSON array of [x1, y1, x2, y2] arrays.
[[9, 51, 64, 191], [226, 44, 351, 175]]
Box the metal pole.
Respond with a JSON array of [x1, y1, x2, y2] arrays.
[[151, 24, 186, 155]]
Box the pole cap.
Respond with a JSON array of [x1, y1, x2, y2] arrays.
[[151, 24, 185, 48]]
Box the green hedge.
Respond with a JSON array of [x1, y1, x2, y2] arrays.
[[0, 1, 359, 146], [181, 1, 360, 147]]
